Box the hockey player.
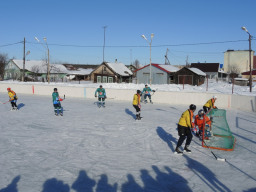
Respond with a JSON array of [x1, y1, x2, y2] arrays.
[[142, 84, 154, 103], [133, 90, 142, 120], [7, 87, 18, 110], [194, 109, 212, 138], [203, 96, 218, 113], [175, 104, 196, 154], [52, 88, 63, 116], [95, 85, 106, 107]]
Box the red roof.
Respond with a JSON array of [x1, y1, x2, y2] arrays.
[[241, 69, 256, 75]]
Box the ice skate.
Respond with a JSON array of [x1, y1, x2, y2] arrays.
[[174, 147, 183, 155], [184, 145, 191, 153]]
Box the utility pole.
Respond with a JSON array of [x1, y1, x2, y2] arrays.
[[249, 34, 252, 92], [130, 49, 133, 65], [186, 55, 189, 67], [22, 37, 25, 82], [241, 26, 253, 92], [103, 26, 107, 63]]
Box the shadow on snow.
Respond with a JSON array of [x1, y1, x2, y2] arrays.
[[125, 108, 136, 120]]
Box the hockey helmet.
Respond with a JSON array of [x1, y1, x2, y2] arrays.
[[7, 88, 11, 91], [137, 90, 141, 94], [189, 104, 196, 111], [54, 88, 57, 91], [100, 85, 103, 88], [198, 109, 204, 118], [213, 95, 217, 99]]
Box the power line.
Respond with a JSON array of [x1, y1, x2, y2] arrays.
[[0, 41, 23, 47], [21, 39, 251, 48], [0, 39, 253, 50]]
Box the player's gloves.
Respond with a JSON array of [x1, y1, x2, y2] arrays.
[[153, 90, 156, 92], [95, 95, 97, 97]]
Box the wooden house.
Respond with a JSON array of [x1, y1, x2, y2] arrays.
[[90, 62, 133, 83], [174, 67, 206, 86]]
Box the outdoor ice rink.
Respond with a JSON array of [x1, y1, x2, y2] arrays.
[[0, 93, 255, 192]]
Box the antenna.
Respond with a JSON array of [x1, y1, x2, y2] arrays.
[[165, 48, 171, 65]]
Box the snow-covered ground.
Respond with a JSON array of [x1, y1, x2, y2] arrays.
[[0, 92, 255, 192]]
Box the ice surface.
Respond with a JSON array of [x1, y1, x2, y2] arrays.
[[0, 93, 255, 192]]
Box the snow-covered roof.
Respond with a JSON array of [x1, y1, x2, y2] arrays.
[[11, 59, 68, 74], [234, 78, 248, 81], [106, 62, 133, 76], [67, 68, 94, 75], [188, 67, 206, 76], [158, 64, 180, 72], [135, 63, 180, 73]]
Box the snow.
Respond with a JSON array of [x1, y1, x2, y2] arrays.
[[0, 91, 256, 191], [106, 62, 133, 76], [1, 79, 256, 96], [188, 67, 206, 76], [11, 60, 68, 73], [67, 68, 94, 75], [154, 64, 180, 73]]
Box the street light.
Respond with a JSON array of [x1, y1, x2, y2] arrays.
[[141, 33, 154, 85], [35, 37, 50, 84], [241, 26, 252, 92]]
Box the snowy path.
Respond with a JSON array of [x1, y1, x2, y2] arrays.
[[0, 93, 255, 192]]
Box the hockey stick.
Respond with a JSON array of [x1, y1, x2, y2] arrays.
[[202, 139, 226, 162], [1, 101, 10, 104], [202, 115, 225, 161], [151, 88, 158, 96]]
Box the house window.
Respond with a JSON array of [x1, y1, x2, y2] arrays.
[[97, 76, 101, 83], [103, 76, 107, 83], [103, 67, 107, 71], [108, 77, 113, 83]]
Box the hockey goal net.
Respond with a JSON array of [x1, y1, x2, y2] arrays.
[[202, 109, 236, 151]]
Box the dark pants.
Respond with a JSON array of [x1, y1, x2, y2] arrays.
[[98, 97, 105, 102], [176, 124, 193, 148], [53, 103, 62, 114], [98, 97, 105, 103], [203, 106, 210, 113], [133, 105, 140, 113], [11, 101, 17, 108], [144, 94, 151, 101]]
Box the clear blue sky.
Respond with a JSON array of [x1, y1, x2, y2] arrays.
[[0, 0, 255, 66]]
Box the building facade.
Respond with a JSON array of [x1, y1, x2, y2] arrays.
[[224, 50, 255, 74], [190, 63, 220, 79], [135, 64, 179, 84], [90, 62, 133, 83], [174, 67, 206, 86], [4, 59, 68, 82]]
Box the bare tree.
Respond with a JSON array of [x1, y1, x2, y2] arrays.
[[133, 59, 140, 69], [31, 65, 41, 81], [0, 53, 8, 80], [227, 63, 240, 74]]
